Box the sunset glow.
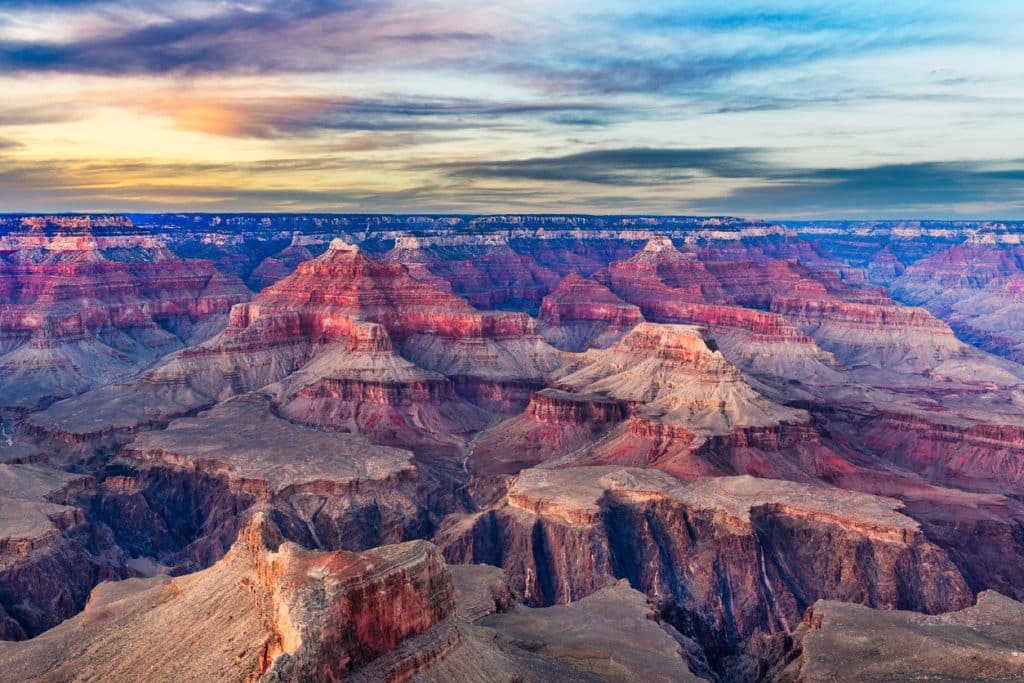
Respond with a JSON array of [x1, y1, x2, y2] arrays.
[[1, 1, 1023, 216]]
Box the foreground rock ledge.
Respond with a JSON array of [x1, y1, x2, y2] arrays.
[[0, 513, 457, 682], [772, 590, 1024, 682]]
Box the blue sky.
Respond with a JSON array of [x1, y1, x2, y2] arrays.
[[0, 0, 1022, 218]]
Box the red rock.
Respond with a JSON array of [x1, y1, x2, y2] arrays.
[[538, 273, 643, 351], [28, 240, 560, 442], [606, 237, 730, 311], [385, 235, 561, 313], [0, 226, 249, 409]]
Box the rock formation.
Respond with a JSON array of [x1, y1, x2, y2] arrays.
[[772, 591, 1024, 682], [0, 463, 130, 639], [538, 273, 643, 351], [4, 214, 1024, 681], [27, 239, 560, 444], [0, 513, 459, 682], [438, 466, 974, 675], [0, 225, 249, 409]]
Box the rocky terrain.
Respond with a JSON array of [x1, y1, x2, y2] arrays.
[[771, 590, 1024, 682], [0, 219, 249, 410], [2, 213, 1024, 681]]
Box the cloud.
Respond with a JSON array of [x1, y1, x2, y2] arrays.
[[0, 1, 501, 75], [438, 147, 769, 185], [436, 146, 1024, 217], [0, 2, 1021, 217], [0, 102, 85, 126], [714, 161, 1024, 217], [3, 149, 1024, 217], [136, 94, 618, 138]]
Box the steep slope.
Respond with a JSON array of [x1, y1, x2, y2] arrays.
[[602, 239, 839, 383], [28, 239, 559, 444], [82, 395, 438, 572], [0, 463, 130, 639], [467, 323, 826, 483], [605, 236, 729, 310], [385, 234, 561, 314]]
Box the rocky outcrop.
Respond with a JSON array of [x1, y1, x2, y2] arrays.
[[0, 226, 250, 409], [433, 563, 711, 682], [769, 293, 1024, 382], [474, 581, 707, 682], [385, 235, 561, 314], [466, 323, 834, 485], [824, 407, 1024, 494], [0, 463, 130, 639], [467, 389, 632, 478], [550, 323, 807, 440], [27, 240, 560, 443], [700, 256, 803, 308], [0, 514, 458, 682], [606, 237, 730, 310], [538, 273, 643, 351], [83, 395, 440, 573]]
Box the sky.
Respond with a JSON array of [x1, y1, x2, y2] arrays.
[[0, 0, 1022, 218]]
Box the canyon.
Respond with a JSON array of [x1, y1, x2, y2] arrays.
[[2, 213, 1024, 681]]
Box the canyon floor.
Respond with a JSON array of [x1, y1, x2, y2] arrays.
[[3, 214, 1024, 681]]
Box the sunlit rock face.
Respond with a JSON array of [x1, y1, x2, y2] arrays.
[[4, 214, 1024, 681], [0, 514, 459, 682]]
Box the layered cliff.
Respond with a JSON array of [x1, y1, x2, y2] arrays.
[[437, 466, 974, 676], [0, 227, 249, 409], [385, 236, 561, 314], [85, 395, 442, 572], [0, 463, 130, 639], [27, 240, 560, 443], [538, 273, 643, 351], [464, 322, 850, 491], [605, 237, 730, 310]]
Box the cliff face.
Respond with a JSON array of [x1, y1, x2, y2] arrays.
[[26, 240, 560, 445], [437, 467, 974, 674], [0, 464, 131, 639], [403, 244, 562, 315], [8, 214, 1024, 681], [80, 395, 446, 572]]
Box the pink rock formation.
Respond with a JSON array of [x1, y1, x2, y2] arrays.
[[0, 226, 249, 409], [538, 273, 643, 351]]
